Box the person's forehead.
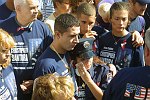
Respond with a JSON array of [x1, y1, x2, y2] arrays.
[[112, 10, 128, 16], [80, 14, 96, 21], [65, 26, 80, 35]]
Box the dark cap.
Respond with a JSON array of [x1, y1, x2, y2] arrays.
[[70, 38, 95, 60], [136, 0, 150, 4]]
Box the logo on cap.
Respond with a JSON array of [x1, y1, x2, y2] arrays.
[[83, 41, 90, 48]]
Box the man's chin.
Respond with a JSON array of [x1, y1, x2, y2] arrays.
[[33, 18, 37, 21]]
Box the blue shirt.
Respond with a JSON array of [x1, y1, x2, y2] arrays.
[[33, 47, 71, 78], [127, 16, 145, 37], [0, 0, 5, 5], [33, 47, 79, 97], [85, 64, 113, 100], [38, 0, 55, 21], [0, 65, 17, 100], [97, 31, 144, 71], [103, 67, 150, 100], [0, 16, 53, 100]]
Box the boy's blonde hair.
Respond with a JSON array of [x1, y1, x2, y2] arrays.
[[0, 29, 15, 67], [32, 73, 75, 100]]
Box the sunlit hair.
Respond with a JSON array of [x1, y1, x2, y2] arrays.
[[110, 2, 129, 19], [98, 3, 112, 22], [14, 0, 39, 9], [14, 0, 27, 9], [77, 2, 96, 18], [0, 29, 15, 67], [32, 73, 75, 100], [71, 0, 94, 15], [145, 27, 150, 49]]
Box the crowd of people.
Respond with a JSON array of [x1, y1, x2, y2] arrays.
[[0, 0, 150, 100]]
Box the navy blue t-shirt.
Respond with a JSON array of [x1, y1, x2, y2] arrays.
[[103, 66, 150, 100], [0, 3, 15, 23], [97, 31, 144, 71], [33, 47, 71, 79], [0, 65, 17, 100], [0, 16, 53, 100]]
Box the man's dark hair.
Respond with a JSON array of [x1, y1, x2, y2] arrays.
[[54, 13, 80, 33]]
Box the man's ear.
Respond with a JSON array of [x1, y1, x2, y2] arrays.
[[55, 31, 61, 39], [15, 5, 21, 12]]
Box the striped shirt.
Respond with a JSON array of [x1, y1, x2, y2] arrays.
[[38, 0, 55, 21]]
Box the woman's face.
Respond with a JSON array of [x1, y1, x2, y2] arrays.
[[77, 57, 93, 70], [110, 10, 129, 33]]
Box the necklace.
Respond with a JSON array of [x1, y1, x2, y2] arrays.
[[111, 34, 122, 45], [50, 45, 70, 74]]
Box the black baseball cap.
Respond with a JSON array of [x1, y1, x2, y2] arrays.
[[70, 38, 95, 60]]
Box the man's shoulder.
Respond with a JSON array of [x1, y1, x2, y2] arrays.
[[129, 16, 145, 31], [0, 17, 19, 33], [3, 65, 15, 78], [0, 16, 15, 25], [98, 31, 111, 42], [116, 67, 149, 77], [33, 20, 48, 26], [37, 47, 56, 64], [0, 3, 15, 22], [33, 20, 52, 32]]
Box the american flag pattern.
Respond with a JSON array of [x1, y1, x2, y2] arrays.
[[124, 83, 150, 99]]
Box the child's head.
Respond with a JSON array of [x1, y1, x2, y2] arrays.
[[110, 2, 129, 19], [98, 3, 112, 23], [110, 2, 129, 32], [77, 2, 96, 18], [0, 29, 15, 67], [77, 3, 96, 34], [32, 73, 75, 100], [70, 38, 94, 70]]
